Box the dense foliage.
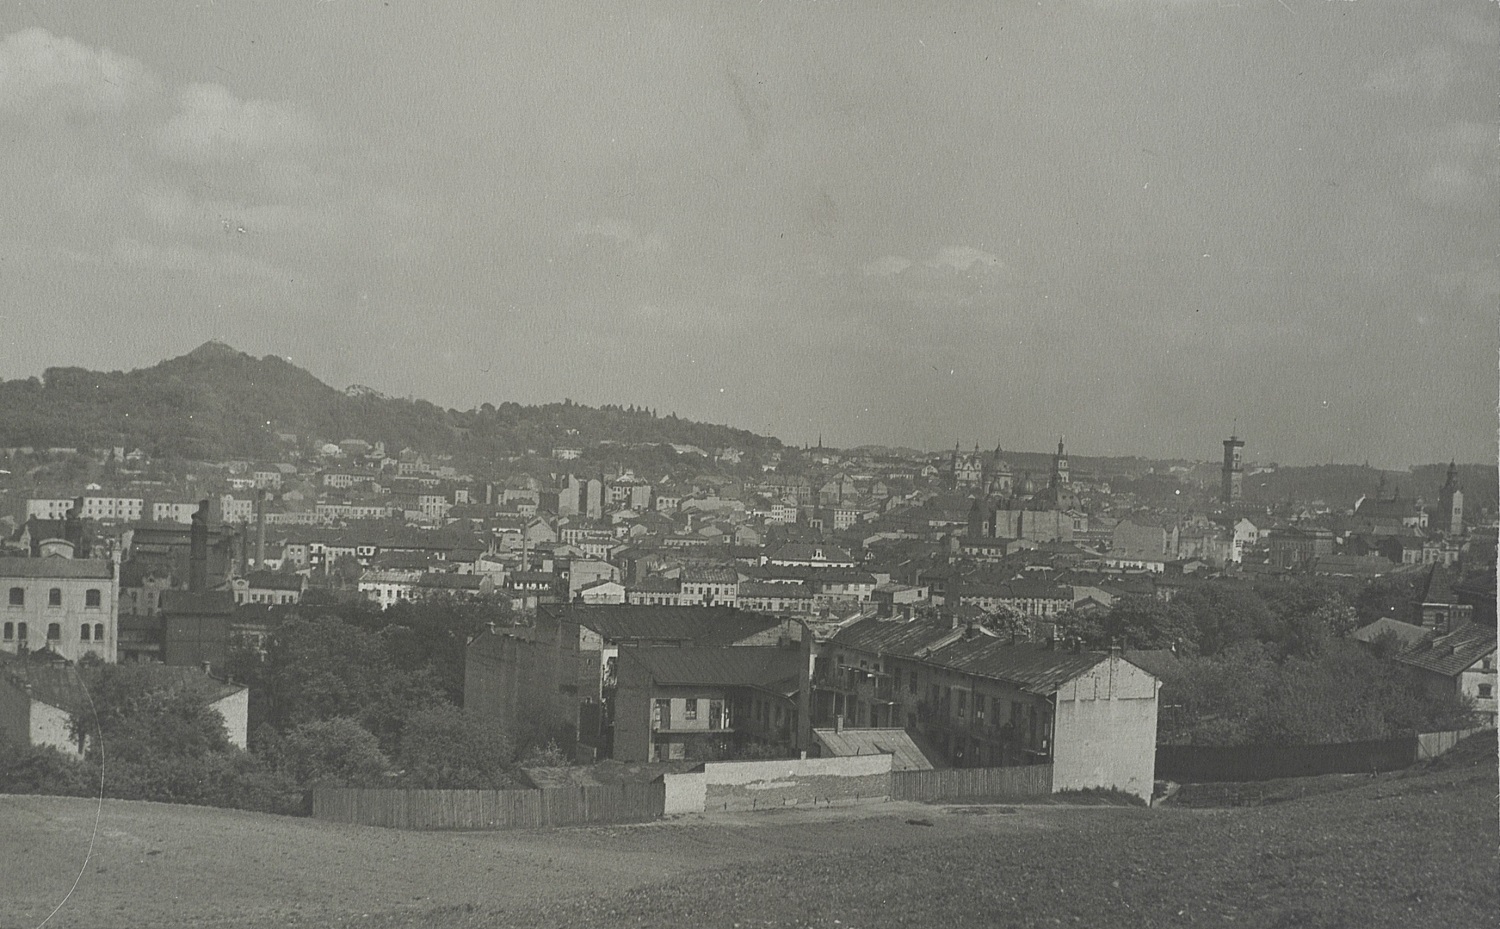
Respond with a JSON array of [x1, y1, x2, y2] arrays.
[[1054, 574, 1479, 747]]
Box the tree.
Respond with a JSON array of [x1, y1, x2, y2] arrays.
[[396, 706, 516, 788], [275, 717, 392, 788], [256, 615, 448, 749]]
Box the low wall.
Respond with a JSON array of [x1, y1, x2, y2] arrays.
[[662, 772, 707, 815], [695, 755, 893, 812], [312, 783, 665, 830], [891, 764, 1053, 802]]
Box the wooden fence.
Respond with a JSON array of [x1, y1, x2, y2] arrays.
[[890, 764, 1053, 802], [1416, 726, 1494, 760], [312, 782, 665, 830]]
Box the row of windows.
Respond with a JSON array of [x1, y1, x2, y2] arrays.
[[7, 587, 103, 608], [2, 622, 107, 641]]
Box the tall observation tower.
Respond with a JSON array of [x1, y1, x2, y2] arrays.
[[1221, 436, 1245, 505]]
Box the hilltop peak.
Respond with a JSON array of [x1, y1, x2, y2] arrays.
[[181, 340, 250, 362]]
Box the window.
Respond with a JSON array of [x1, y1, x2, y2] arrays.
[[1480, 685, 1494, 699], [8, 587, 22, 607], [48, 588, 62, 607], [684, 698, 698, 721], [80, 624, 90, 641], [47, 623, 60, 640], [957, 691, 967, 718], [17, 622, 26, 640], [2, 622, 11, 640], [94, 624, 104, 641]]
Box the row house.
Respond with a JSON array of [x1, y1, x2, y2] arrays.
[[959, 581, 1075, 618], [465, 604, 787, 762], [230, 571, 306, 606], [737, 580, 816, 616], [817, 615, 1159, 799], [358, 568, 423, 608], [614, 644, 805, 762]]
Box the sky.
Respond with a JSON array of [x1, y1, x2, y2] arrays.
[[0, 1, 1495, 468]]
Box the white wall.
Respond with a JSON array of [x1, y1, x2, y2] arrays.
[[32, 700, 81, 758], [213, 688, 250, 749], [662, 772, 707, 815], [1051, 656, 1159, 801]]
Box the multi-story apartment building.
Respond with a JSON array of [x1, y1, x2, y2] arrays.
[[0, 556, 119, 664]]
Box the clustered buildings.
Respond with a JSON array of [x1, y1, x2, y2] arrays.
[[0, 432, 1493, 798]]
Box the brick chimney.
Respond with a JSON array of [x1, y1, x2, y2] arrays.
[[189, 499, 210, 592], [255, 489, 268, 567]]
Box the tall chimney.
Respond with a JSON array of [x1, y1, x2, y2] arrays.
[[64, 498, 83, 558], [255, 489, 268, 567], [797, 620, 814, 755], [190, 499, 210, 592]]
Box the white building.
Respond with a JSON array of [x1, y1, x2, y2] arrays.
[[0, 556, 118, 664]]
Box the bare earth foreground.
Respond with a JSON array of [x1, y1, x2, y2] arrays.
[[4, 748, 1496, 929]]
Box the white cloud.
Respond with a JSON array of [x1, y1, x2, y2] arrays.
[[60, 238, 291, 282], [1363, 47, 1457, 98], [0, 27, 159, 111], [924, 246, 1001, 273], [574, 219, 666, 255], [862, 255, 912, 276], [1404, 121, 1495, 209], [156, 82, 317, 163]]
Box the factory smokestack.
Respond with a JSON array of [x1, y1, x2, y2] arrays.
[[255, 489, 268, 568], [190, 499, 210, 592]]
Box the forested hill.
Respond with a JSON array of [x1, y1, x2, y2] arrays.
[[0, 342, 782, 463]]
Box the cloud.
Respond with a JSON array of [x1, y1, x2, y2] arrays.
[[1363, 47, 1457, 98], [862, 255, 912, 276], [156, 82, 317, 163], [924, 246, 1001, 273], [1404, 121, 1496, 209], [0, 27, 159, 111], [574, 219, 666, 255], [60, 238, 292, 282]]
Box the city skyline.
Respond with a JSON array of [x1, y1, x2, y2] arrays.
[[1, 3, 1495, 467]]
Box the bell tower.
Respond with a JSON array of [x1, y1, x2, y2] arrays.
[[1221, 436, 1244, 505]]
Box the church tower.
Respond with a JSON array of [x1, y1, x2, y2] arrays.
[[1051, 437, 1070, 488], [1221, 436, 1245, 505], [1437, 461, 1464, 536]]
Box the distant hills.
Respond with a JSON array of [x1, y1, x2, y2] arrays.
[[0, 342, 781, 464]]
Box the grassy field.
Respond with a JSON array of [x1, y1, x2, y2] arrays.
[[4, 737, 1495, 929]]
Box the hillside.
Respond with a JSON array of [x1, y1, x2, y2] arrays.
[[4, 735, 1494, 929], [0, 342, 782, 464]]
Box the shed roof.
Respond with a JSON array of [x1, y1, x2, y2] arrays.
[[544, 604, 781, 647], [812, 727, 938, 771], [621, 645, 802, 690]]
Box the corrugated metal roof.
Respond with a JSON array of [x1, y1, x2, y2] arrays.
[[831, 616, 1117, 694], [928, 637, 1106, 693], [621, 645, 802, 688]]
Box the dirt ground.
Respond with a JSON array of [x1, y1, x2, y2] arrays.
[[2, 795, 1055, 929], [3, 751, 1495, 929]]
